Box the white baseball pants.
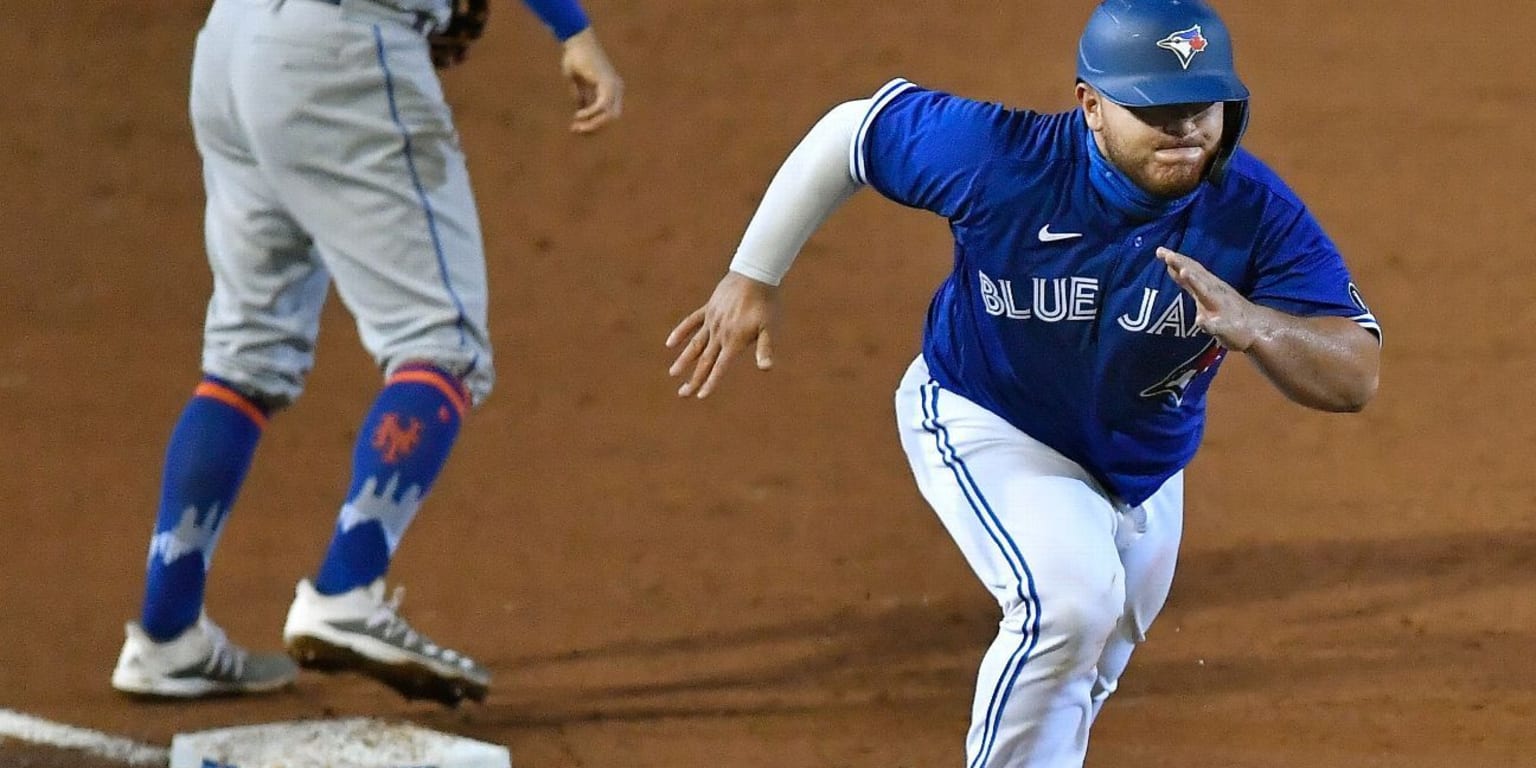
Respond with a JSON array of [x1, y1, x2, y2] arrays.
[[895, 354, 1184, 768]]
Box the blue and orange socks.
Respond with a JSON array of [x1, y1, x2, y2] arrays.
[[312, 363, 468, 596], [140, 377, 268, 642], [139, 366, 468, 635]]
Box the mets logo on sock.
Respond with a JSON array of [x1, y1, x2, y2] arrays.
[[372, 413, 423, 464], [1156, 25, 1208, 70]]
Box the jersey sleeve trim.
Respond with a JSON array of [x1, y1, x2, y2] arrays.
[[1351, 313, 1382, 344], [849, 77, 917, 186]]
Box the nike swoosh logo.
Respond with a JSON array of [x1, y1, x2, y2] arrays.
[[1037, 225, 1084, 242]]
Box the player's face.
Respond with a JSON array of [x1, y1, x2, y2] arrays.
[[1079, 84, 1224, 198]]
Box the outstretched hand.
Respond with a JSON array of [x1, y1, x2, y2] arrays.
[[665, 271, 780, 399], [1157, 247, 1266, 352]]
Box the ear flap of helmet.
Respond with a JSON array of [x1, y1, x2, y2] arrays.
[[1207, 100, 1249, 182]]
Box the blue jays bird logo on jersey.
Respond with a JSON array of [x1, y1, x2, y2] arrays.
[[1156, 25, 1208, 70], [1140, 337, 1226, 406]]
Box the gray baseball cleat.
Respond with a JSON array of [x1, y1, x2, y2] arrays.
[[111, 614, 298, 698], [282, 578, 490, 706]]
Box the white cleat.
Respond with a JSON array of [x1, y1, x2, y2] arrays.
[[283, 578, 490, 707], [112, 614, 297, 698]]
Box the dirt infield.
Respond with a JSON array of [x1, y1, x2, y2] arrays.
[[0, 743, 135, 768], [2, 1, 1533, 766]]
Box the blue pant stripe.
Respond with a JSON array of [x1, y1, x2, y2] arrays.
[[915, 380, 1026, 595], [979, 621, 1045, 767], [920, 380, 1044, 768], [372, 26, 470, 349], [968, 634, 1032, 768]]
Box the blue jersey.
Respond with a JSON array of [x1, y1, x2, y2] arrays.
[[853, 79, 1380, 506]]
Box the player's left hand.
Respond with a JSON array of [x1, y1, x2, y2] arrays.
[[560, 29, 625, 134], [1157, 247, 1267, 352]]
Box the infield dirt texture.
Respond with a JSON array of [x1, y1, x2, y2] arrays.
[[2, 1, 1533, 767]]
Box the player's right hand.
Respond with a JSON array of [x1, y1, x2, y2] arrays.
[[665, 271, 779, 399]]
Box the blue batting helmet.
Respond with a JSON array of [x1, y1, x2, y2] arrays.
[[1077, 0, 1250, 178], [1078, 0, 1248, 106]]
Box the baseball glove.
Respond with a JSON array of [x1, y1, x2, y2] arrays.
[[428, 0, 491, 69]]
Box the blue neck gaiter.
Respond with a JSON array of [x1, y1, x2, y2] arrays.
[[1085, 128, 1199, 221]]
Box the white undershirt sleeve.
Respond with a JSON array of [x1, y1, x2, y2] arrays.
[[727, 99, 872, 286]]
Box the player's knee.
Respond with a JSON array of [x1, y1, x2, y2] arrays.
[[201, 353, 310, 410], [1003, 583, 1123, 667], [229, 384, 291, 414], [373, 326, 495, 406], [1058, 598, 1121, 658], [245, 388, 292, 413], [198, 370, 298, 413]]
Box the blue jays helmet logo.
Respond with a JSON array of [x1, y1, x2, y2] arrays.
[[1141, 337, 1226, 406], [1156, 25, 1209, 70]]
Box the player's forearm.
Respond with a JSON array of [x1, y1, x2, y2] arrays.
[[520, 0, 589, 40], [728, 100, 869, 286], [1243, 312, 1380, 412]]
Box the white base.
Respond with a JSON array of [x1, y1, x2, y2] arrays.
[[169, 717, 510, 768]]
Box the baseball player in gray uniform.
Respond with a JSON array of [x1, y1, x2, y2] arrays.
[[110, 0, 623, 706]]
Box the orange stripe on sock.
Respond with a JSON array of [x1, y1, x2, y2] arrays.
[[194, 382, 268, 428], [387, 370, 469, 418]]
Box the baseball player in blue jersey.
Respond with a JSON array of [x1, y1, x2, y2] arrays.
[[110, 0, 622, 706], [668, 1, 1379, 764]]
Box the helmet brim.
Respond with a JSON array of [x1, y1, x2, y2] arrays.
[[1090, 72, 1250, 108]]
